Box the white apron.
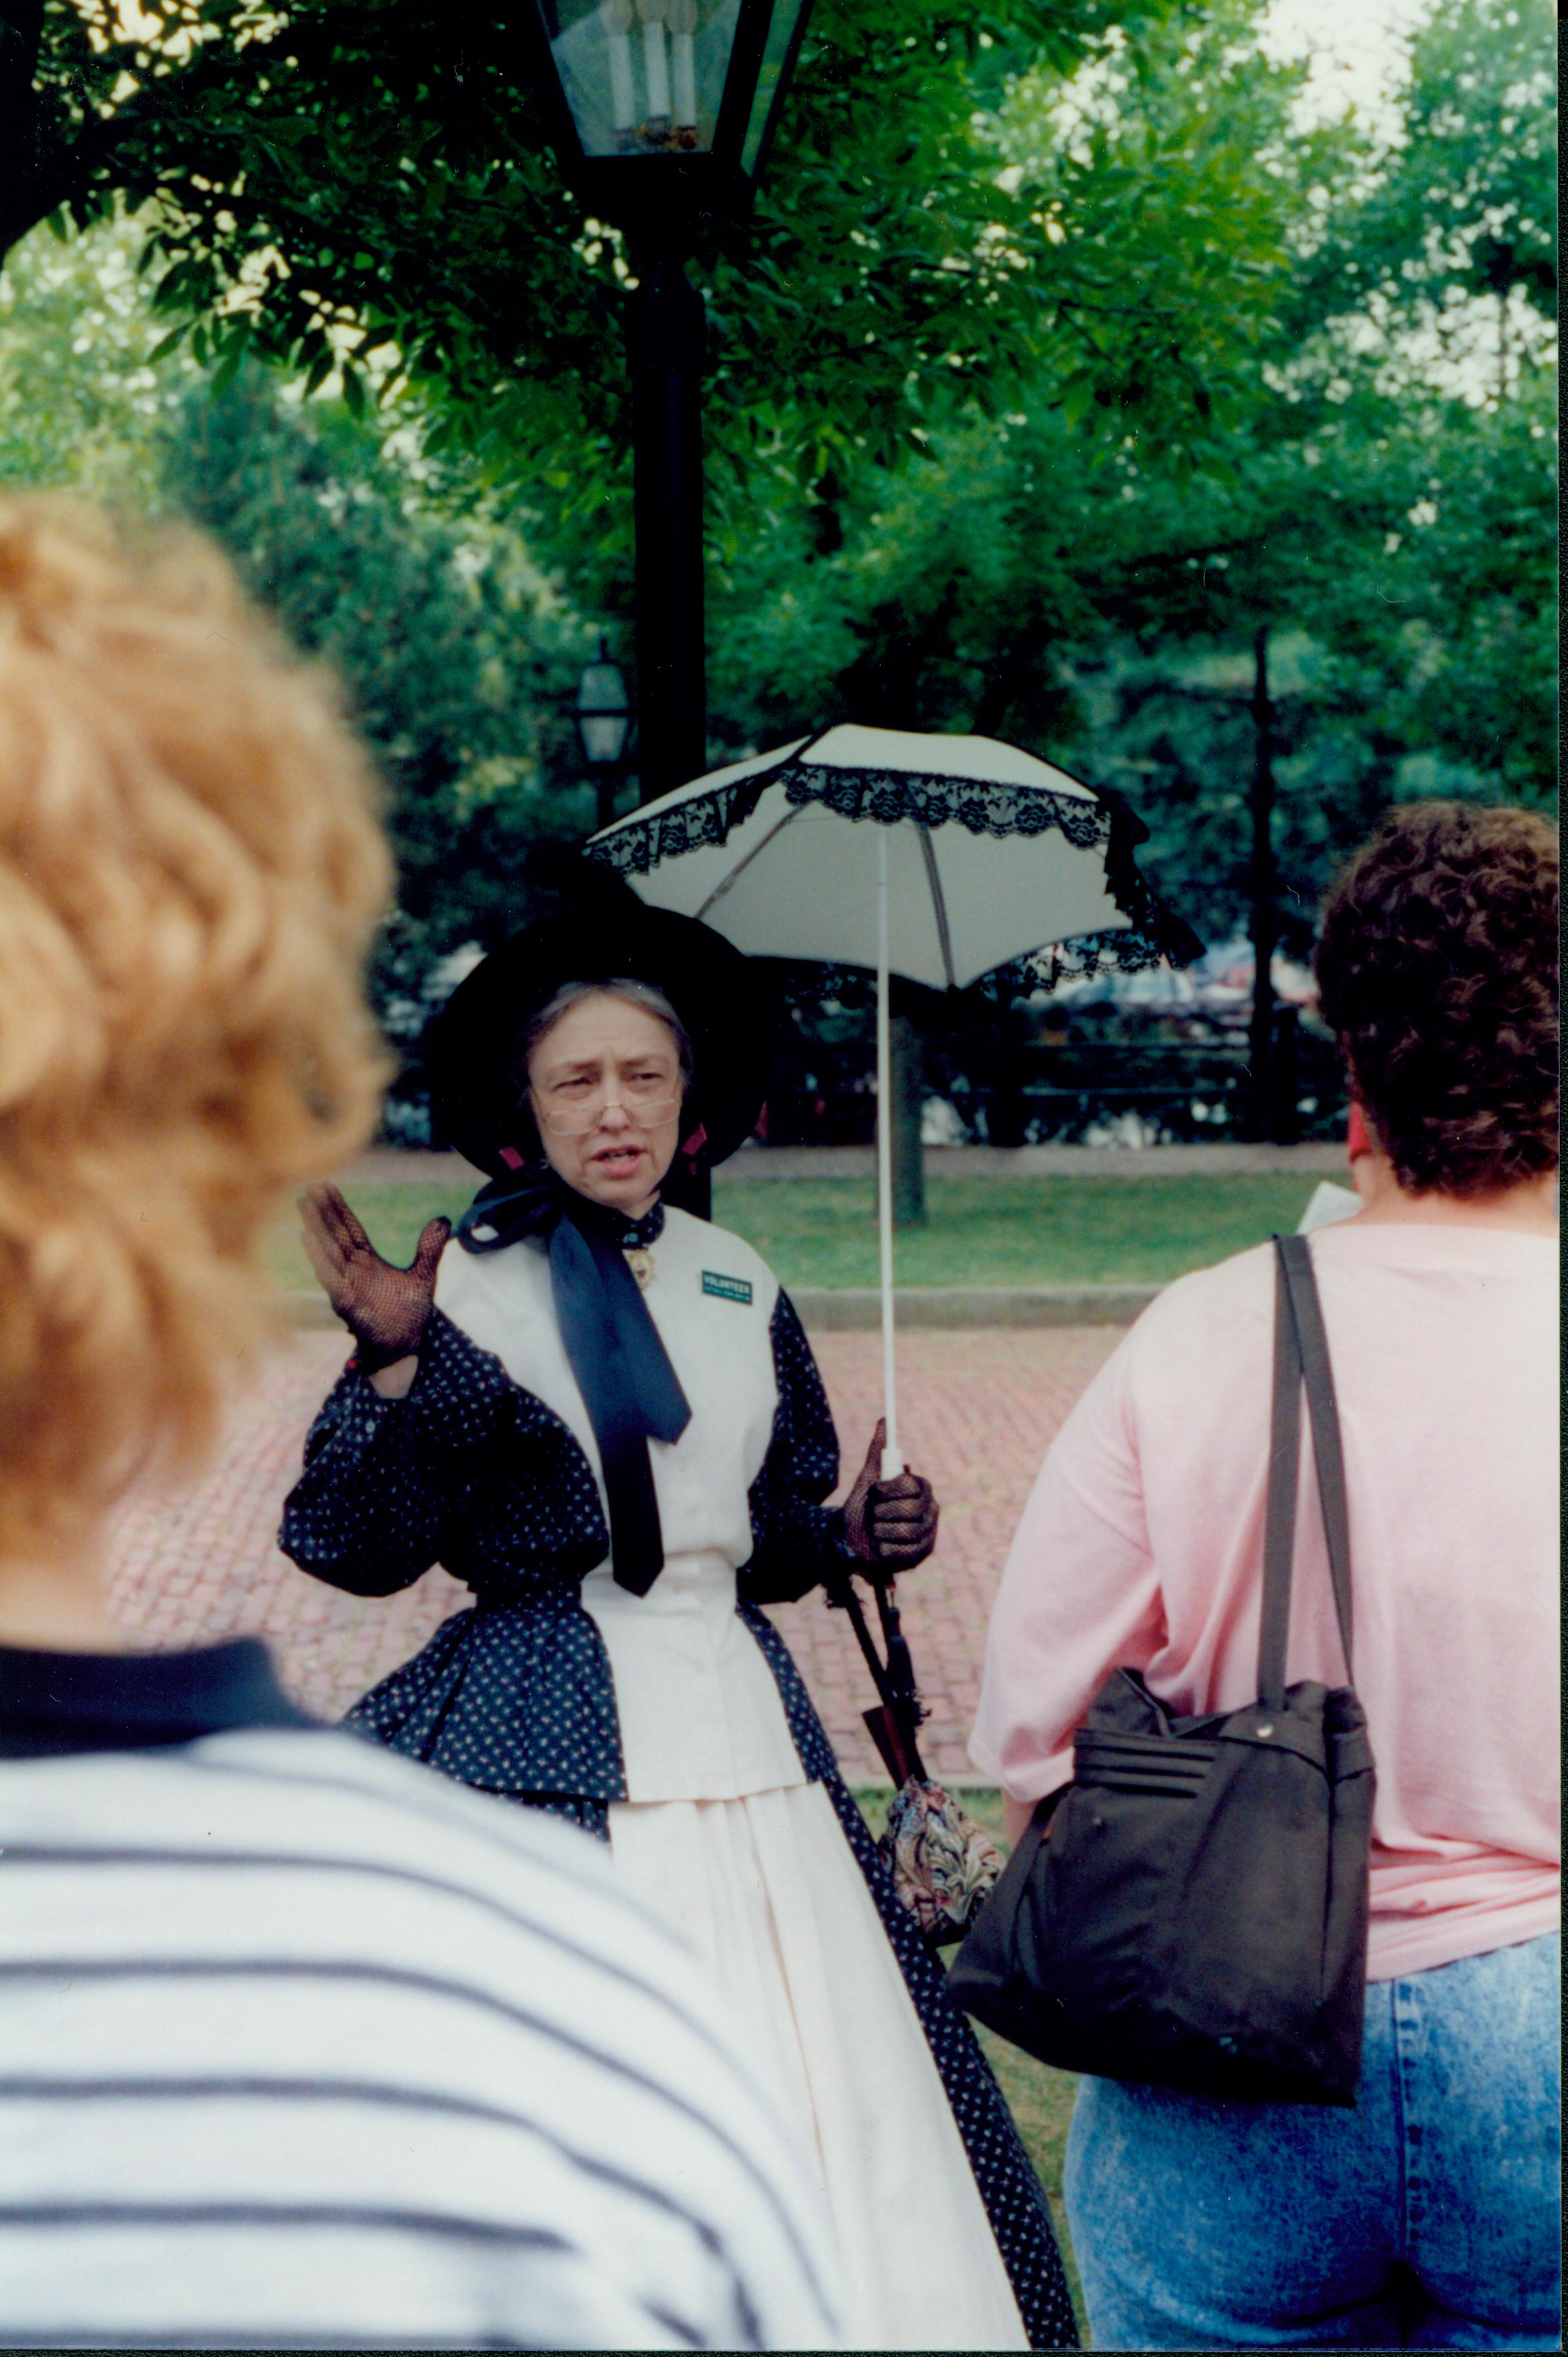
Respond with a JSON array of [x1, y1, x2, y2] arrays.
[[436, 1210, 1027, 2351]]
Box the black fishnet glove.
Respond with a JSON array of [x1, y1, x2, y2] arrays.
[[299, 1182, 451, 1373], [842, 1418, 939, 1572]]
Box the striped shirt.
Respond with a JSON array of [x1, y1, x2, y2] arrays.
[[0, 1641, 843, 2350]]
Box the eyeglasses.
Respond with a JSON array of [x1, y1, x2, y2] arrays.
[[531, 1073, 683, 1137]]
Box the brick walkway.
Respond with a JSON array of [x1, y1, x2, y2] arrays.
[[104, 1326, 1119, 1783]]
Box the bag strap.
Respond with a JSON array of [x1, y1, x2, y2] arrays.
[[1256, 1234, 1355, 1710], [1277, 1233, 1356, 1679], [1257, 1244, 1305, 1712]]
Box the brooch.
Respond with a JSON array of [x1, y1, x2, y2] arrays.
[[623, 1244, 655, 1292]]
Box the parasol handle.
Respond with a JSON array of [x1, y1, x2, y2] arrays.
[[876, 828, 903, 1477], [824, 1565, 927, 1785]]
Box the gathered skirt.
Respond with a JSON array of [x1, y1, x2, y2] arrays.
[[609, 1781, 1029, 2352], [345, 1581, 1077, 2347]]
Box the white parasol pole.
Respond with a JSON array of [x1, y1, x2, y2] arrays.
[[876, 827, 902, 1479]]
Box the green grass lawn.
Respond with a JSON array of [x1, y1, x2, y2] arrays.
[[267, 1171, 1320, 1293], [714, 1173, 1315, 1290], [854, 1784, 1088, 2338]]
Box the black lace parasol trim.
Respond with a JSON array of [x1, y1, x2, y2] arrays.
[[983, 925, 1187, 999], [589, 766, 780, 876], [589, 757, 1201, 979], [589, 759, 1114, 877], [776, 764, 1111, 848]]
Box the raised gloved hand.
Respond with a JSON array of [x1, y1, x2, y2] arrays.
[[298, 1182, 451, 1373], [843, 1419, 939, 1571]]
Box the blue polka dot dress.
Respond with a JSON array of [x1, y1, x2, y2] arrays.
[[282, 1208, 1076, 2350]]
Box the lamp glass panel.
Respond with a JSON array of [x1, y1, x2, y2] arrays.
[[538, 0, 742, 157], [579, 710, 631, 764], [577, 654, 629, 764], [740, 0, 808, 174], [577, 657, 629, 714]]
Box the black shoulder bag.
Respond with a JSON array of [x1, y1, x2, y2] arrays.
[[949, 1233, 1376, 2106]]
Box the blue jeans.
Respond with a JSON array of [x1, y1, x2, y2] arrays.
[[1064, 1932, 1561, 2350]]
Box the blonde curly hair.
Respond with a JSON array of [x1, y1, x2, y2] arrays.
[[0, 496, 393, 1565]]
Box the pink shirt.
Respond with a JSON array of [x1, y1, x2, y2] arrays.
[[969, 1223, 1559, 1981]]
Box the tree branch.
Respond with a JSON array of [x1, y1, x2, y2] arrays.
[[0, 0, 47, 258]]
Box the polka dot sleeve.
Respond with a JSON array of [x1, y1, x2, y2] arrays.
[[738, 1290, 854, 1607], [279, 1309, 609, 1601]]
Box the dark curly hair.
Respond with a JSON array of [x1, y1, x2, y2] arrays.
[[1314, 802, 1559, 1198]]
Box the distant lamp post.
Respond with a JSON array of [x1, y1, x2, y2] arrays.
[[524, 0, 816, 802], [575, 636, 632, 832]]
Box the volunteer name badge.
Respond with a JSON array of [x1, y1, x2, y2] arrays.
[[702, 1270, 753, 1306]]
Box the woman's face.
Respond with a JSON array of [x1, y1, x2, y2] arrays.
[[526, 991, 684, 1217]]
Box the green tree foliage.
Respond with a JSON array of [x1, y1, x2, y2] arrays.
[[699, 0, 1555, 944], [0, 200, 200, 499], [16, 0, 1313, 531], [153, 371, 597, 1031], [1302, 0, 1555, 378], [4, 0, 1552, 983], [0, 215, 597, 1129]]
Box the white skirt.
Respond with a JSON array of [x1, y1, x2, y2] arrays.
[[608, 1781, 1028, 2352]]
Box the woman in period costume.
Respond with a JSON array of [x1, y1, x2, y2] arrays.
[[280, 903, 1077, 2353]]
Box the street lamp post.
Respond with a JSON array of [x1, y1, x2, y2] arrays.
[[1245, 623, 1278, 1142], [575, 635, 633, 831], [523, 0, 816, 802], [627, 248, 707, 800]]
